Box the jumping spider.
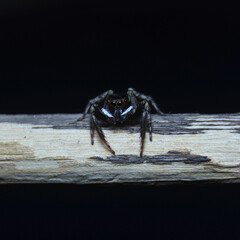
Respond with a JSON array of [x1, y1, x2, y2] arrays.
[[77, 88, 163, 157]]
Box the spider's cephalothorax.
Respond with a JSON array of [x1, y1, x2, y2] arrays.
[[101, 94, 133, 124], [77, 88, 163, 157]]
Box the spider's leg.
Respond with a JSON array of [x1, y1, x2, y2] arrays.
[[147, 97, 164, 116], [91, 114, 115, 155], [77, 89, 114, 121], [146, 107, 153, 141], [140, 108, 148, 157], [128, 88, 164, 116], [140, 101, 153, 157], [126, 88, 138, 114], [90, 116, 95, 145]]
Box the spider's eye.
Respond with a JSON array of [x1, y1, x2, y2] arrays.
[[117, 101, 122, 106]]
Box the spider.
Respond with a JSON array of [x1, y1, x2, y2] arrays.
[[77, 88, 163, 157]]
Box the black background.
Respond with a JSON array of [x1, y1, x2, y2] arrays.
[[1, 1, 239, 114], [0, 1, 240, 239]]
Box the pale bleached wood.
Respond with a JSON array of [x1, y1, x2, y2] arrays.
[[0, 113, 240, 184]]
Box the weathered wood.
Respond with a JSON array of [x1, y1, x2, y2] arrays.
[[0, 113, 239, 184]]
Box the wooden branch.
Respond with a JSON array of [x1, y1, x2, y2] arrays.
[[0, 113, 240, 185]]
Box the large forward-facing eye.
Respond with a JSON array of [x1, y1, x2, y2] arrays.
[[121, 106, 133, 116], [101, 108, 114, 118], [117, 101, 122, 106]]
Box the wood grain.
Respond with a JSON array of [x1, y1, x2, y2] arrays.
[[0, 113, 239, 184]]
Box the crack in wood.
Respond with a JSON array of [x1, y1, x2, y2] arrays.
[[90, 151, 211, 165]]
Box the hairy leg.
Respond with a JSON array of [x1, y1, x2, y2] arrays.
[[77, 89, 113, 121], [140, 109, 147, 157], [126, 88, 138, 114], [146, 107, 153, 141], [140, 101, 153, 157], [128, 88, 164, 115], [91, 114, 115, 155], [90, 117, 94, 145]]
